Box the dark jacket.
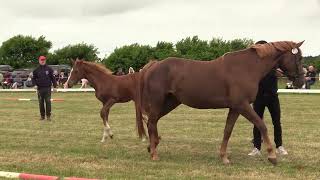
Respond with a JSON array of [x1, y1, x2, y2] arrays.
[[256, 69, 278, 98], [306, 71, 316, 82], [32, 65, 57, 89]]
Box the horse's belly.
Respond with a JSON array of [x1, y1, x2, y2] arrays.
[[175, 91, 229, 109]]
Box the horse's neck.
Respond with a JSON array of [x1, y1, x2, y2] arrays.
[[228, 49, 280, 82], [256, 53, 281, 80], [83, 64, 113, 90]]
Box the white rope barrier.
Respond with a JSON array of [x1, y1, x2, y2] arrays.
[[0, 88, 320, 94]]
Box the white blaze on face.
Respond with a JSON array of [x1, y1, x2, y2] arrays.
[[292, 48, 298, 55], [66, 68, 73, 83]]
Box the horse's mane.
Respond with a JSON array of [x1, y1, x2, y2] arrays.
[[142, 60, 158, 70], [82, 61, 113, 74], [250, 41, 297, 58]]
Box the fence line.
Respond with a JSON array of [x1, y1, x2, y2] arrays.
[[0, 88, 320, 94]]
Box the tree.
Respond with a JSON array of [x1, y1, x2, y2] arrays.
[[175, 36, 211, 60], [47, 43, 99, 65], [208, 38, 231, 59], [103, 43, 154, 72], [303, 55, 320, 71], [0, 35, 52, 68], [152, 41, 177, 60], [229, 38, 253, 51]]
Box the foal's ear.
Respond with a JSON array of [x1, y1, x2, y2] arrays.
[[296, 40, 305, 48], [70, 59, 75, 65]]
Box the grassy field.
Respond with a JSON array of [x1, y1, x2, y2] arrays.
[[0, 92, 319, 179]]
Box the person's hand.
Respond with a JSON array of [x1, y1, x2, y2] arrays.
[[306, 77, 311, 81], [63, 83, 68, 89], [34, 86, 38, 93]]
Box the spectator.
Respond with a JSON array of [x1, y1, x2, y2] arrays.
[[59, 71, 66, 86], [3, 72, 13, 89], [80, 78, 89, 89], [0, 73, 3, 88], [25, 73, 33, 87], [53, 70, 59, 84], [305, 65, 316, 89], [12, 82, 18, 89], [128, 67, 135, 74], [113, 68, 125, 76]]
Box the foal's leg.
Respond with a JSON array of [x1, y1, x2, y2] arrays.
[[239, 103, 277, 165], [100, 99, 115, 143], [220, 108, 240, 164]]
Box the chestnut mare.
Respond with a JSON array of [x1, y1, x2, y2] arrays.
[[65, 60, 146, 142], [138, 41, 305, 165]]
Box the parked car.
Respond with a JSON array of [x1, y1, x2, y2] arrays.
[[0, 65, 14, 75], [48, 64, 71, 76], [11, 68, 33, 82], [11, 68, 33, 88]]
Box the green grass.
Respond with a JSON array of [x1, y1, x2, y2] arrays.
[[0, 92, 319, 179]]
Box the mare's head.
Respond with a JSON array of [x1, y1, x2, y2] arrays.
[[252, 41, 305, 88], [65, 59, 86, 88]]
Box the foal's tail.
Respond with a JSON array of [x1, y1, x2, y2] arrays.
[[136, 60, 158, 139]]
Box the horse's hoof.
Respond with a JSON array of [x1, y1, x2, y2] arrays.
[[222, 158, 230, 165], [147, 146, 150, 153], [268, 157, 277, 165], [151, 155, 159, 161], [109, 134, 113, 139], [100, 140, 105, 143], [141, 137, 147, 142]]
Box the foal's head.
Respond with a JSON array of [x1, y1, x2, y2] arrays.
[[66, 59, 86, 88]]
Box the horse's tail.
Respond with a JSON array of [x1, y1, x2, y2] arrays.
[[136, 60, 158, 139]]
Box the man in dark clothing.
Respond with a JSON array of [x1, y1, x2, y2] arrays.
[[305, 65, 316, 89], [32, 56, 57, 120], [248, 41, 288, 156]]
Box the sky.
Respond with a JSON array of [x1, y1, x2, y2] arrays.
[[0, 0, 319, 58]]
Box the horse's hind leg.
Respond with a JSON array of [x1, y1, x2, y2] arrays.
[[220, 108, 239, 165], [147, 114, 161, 160], [159, 94, 181, 117], [239, 103, 277, 165], [100, 99, 115, 143]]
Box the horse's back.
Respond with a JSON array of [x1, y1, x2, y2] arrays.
[[143, 57, 233, 109]]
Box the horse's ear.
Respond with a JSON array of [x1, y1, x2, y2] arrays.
[[70, 59, 75, 65], [296, 40, 305, 48]]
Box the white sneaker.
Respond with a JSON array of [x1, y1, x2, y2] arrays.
[[248, 148, 261, 156], [276, 146, 288, 155]]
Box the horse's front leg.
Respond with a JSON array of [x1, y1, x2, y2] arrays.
[[100, 99, 115, 143], [220, 108, 239, 165], [239, 103, 277, 165]]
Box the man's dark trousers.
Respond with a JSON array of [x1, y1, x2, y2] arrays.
[[38, 87, 51, 118], [253, 95, 282, 150]]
